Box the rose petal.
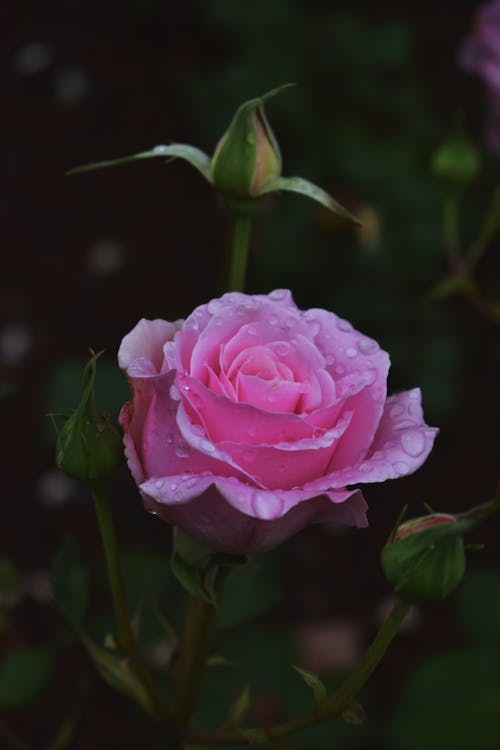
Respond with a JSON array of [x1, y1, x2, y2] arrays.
[[302, 388, 438, 491], [140, 475, 367, 553], [118, 318, 179, 372]]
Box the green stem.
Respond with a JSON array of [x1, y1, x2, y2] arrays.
[[467, 188, 500, 270], [183, 598, 410, 745], [175, 595, 217, 727], [228, 214, 252, 292], [443, 194, 463, 274], [92, 483, 135, 652]]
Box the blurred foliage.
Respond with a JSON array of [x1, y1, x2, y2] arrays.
[[0, 648, 54, 709]]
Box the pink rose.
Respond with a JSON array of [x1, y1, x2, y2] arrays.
[[118, 290, 437, 554]]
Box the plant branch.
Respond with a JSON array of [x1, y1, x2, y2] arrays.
[[175, 594, 217, 728], [183, 598, 410, 745]]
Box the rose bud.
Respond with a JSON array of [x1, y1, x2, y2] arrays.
[[55, 353, 123, 483], [210, 90, 282, 205], [431, 131, 480, 190], [381, 513, 466, 603]]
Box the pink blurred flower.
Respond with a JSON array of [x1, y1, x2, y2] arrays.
[[460, 0, 500, 152], [118, 291, 437, 554]]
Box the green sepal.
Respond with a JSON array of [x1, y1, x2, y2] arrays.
[[68, 143, 212, 183], [54, 351, 124, 483], [260, 175, 361, 224], [381, 513, 478, 603], [170, 527, 247, 605], [292, 665, 327, 704]]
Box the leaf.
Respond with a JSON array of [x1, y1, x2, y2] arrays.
[[0, 648, 54, 708], [226, 685, 251, 726], [68, 143, 212, 182], [80, 635, 152, 714], [261, 176, 360, 224], [390, 647, 500, 750], [428, 274, 468, 301], [217, 557, 281, 629], [457, 567, 500, 645], [292, 665, 327, 704], [50, 537, 89, 625]]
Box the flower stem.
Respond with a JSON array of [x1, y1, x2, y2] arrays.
[[92, 483, 135, 652], [183, 598, 410, 745], [228, 213, 252, 292], [175, 594, 217, 727]]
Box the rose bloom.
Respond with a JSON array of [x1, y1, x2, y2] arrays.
[[460, 0, 500, 152], [118, 291, 437, 554]]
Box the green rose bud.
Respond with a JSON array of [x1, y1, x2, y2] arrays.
[[55, 353, 123, 483], [381, 512, 467, 603], [210, 92, 282, 203], [431, 131, 480, 189]]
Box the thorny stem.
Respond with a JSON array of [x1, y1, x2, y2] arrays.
[[183, 598, 410, 745]]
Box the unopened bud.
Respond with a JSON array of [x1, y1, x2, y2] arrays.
[[55, 353, 123, 483], [381, 512, 466, 603], [431, 132, 480, 189], [210, 88, 284, 206]]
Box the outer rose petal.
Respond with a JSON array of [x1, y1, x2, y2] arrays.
[[140, 475, 367, 553], [118, 318, 180, 372], [301, 388, 438, 492]]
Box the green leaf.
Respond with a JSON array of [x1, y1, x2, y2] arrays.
[[50, 537, 89, 625], [428, 274, 468, 301], [226, 685, 251, 726], [80, 635, 152, 714], [292, 665, 327, 704], [261, 175, 360, 224], [0, 648, 54, 708], [217, 557, 281, 629], [68, 143, 212, 182], [458, 567, 500, 645], [390, 648, 500, 750]]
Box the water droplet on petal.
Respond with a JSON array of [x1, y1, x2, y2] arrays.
[[408, 402, 421, 418], [155, 479, 164, 490], [200, 439, 215, 453], [275, 342, 290, 357], [345, 347, 357, 358], [166, 433, 174, 444], [247, 427, 257, 437], [336, 318, 352, 332], [170, 385, 180, 401], [247, 325, 257, 336], [269, 315, 279, 326], [253, 490, 284, 520], [393, 461, 410, 475], [359, 337, 378, 354], [390, 403, 404, 418], [269, 289, 288, 301], [401, 430, 426, 458], [325, 354, 335, 366], [207, 299, 222, 315], [361, 368, 377, 386], [175, 446, 189, 459]]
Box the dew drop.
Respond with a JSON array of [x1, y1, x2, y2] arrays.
[[345, 347, 357, 358], [269, 315, 279, 326], [175, 446, 189, 459], [361, 368, 377, 386], [335, 364, 346, 375], [200, 439, 215, 453], [275, 342, 290, 357], [359, 462, 371, 472], [170, 384, 180, 401], [247, 427, 257, 437], [390, 403, 404, 418], [252, 491, 284, 520], [169, 482, 178, 491], [269, 289, 288, 301], [359, 338, 378, 354], [325, 354, 336, 366], [408, 402, 421, 418], [336, 318, 352, 332], [247, 325, 257, 336], [155, 479, 164, 490], [401, 430, 426, 458], [166, 433, 174, 444], [207, 299, 222, 315], [393, 461, 410, 475]]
